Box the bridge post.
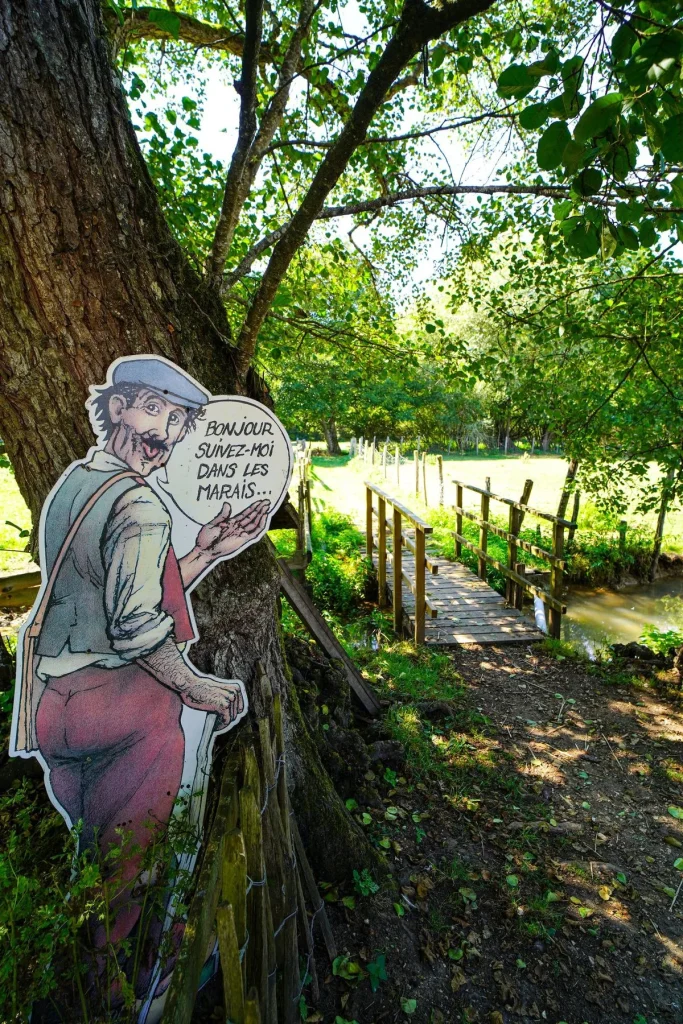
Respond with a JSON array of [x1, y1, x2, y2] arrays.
[[455, 483, 463, 559], [478, 479, 490, 580], [378, 496, 387, 607], [515, 562, 526, 610], [414, 450, 419, 496], [414, 526, 426, 645], [393, 507, 403, 635], [548, 521, 565, 638], [366, 486, 373, 563]]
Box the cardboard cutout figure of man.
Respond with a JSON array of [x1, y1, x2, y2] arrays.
[[10, 356, 290, 1012]]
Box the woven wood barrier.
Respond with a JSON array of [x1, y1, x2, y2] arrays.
[[163, 663, 335, 1024]]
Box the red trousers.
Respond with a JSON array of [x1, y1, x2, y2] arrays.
[[36, 662, 185, 945]]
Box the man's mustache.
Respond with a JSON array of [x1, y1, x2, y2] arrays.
[[136, 433, 169, 455]]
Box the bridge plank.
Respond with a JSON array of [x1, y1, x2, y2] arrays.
[[376, 546, 545, 648]]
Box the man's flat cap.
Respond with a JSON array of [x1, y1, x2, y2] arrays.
[[113, 357, 209, 409]]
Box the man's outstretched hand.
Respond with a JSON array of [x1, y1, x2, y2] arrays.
[[195, 498, 271, 560]]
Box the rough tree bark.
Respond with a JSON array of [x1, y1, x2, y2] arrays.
[[0, 0, 370, 880]]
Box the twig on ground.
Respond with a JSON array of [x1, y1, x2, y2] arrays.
[[601, 731, 626, 773]]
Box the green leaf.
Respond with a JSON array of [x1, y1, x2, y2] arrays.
[[612, 22, 637, 62], [181, 96, 197, 112], [574, 93, 622, 144], [506, 874, 519, 888], [668, 806, 683, 820], [448, 947, 464, 960], [572, 168, 603, 196], [497, 63, 536, 99], [669, 173, 683, 212], [342, 895, 356, 909], [400, 997, 417, 1015], [617, 224, 640, 251], [537, 121, 571, 170], [562, 140, 585, 174], [567, 221, 600, 258], [345, 798, 358, 811], [432, 46, 446, 70], [147, 8, 181, 39], [662, 115, 683, 163], [361, 812, 372, 825], [106, 0, 125, 26], [459, 886, 477, 902], [639, 219, 657, 247], [367, 953, 388, 993], [379, 837, 391, 849], [673, 858, 683, 871], [546, 90, 585, 121], [393, 901, 405, 916], [561, 55, 584, 85], [528, 48, 560, 78], [425, 323, 436, 334], [519, 102, 549, 131]]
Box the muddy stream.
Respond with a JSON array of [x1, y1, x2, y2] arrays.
[[561, 575, 683, 657]]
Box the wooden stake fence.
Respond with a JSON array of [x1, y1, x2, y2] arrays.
[[163, 664, 335, 1024]]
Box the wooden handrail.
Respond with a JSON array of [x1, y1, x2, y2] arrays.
[[365, 483, 430, 645], [451, 478, 576, 529], [451, 474, 570, 637], [453, 534, 566, 614], [453, 505, 566, 567], [371, 510, 439, 573], [365, 481, 432, 533]]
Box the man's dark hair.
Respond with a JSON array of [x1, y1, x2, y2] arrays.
[[90, 384, 204, 439]]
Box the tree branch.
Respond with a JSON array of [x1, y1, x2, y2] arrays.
[[222, 181, 570, 292], [229, 0, 509, 381], [103, 5, 262, 61], [261, 108, 516, 154], [207, 0, 317, 285], [205, 0, 264, 283]]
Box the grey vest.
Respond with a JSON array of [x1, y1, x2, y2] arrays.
[[36, 465, 141, 658]]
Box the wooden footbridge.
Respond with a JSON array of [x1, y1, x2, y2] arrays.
[[365, 478, 575, 647]]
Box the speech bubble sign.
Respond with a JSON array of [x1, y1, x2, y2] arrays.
[[158, 397, 293, 525]]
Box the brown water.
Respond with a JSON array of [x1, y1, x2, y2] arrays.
[[561, 577, 683, 657]]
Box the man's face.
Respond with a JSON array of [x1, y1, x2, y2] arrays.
[[106, 388, 191, 475]]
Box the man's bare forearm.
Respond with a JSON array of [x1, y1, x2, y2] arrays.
[[139, 638, 245, 727], [179, 547, 213, 589], [139, 636, 201, 693]]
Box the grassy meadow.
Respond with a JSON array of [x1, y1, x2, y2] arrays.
[[306, 447, 683, 555]]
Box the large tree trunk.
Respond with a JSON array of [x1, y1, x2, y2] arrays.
[[322, 417, 342, 455], [0, 0, 370, 881]]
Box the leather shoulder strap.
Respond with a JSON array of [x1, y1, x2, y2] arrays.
[[29, 469, 144, 633]]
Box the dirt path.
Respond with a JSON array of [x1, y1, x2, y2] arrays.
[[311, 643, 683, 1024]]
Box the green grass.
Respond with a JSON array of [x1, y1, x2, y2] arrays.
[[0, 467, 33, 573]]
